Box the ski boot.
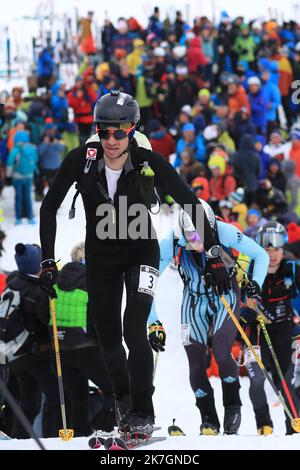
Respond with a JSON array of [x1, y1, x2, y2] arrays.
[[223, 405, 241, 435], [200, 422, 219, 436], [114, 394, 131, 434], [196, 391, 220, 436], [255, 405, 273, 436], [127, 414, 154, 443], [257, 426, 273, 436]]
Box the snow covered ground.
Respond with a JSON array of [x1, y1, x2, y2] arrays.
[[0, 186, 300, 450]]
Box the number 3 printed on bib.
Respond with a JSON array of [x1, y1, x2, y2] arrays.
[[138, 265, 159, 297]]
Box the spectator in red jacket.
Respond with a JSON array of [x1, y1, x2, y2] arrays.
[[67, 76, 98, 143], [187, 37, 208, 75], [148, 119, 175, 161]]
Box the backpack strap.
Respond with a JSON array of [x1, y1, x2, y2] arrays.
[[69, 141, 102, 219], [69, 185, 80, 220]]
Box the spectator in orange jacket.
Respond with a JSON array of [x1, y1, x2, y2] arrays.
[[226, 76, 250, 119], [208, 154, 236, 209], [289, 128, 300, 178]]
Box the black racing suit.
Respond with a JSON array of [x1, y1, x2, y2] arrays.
[[39, 138, 217, 418], [246, 260, 300, 432]]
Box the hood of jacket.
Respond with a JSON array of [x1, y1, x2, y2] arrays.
[[240, 133, 255, 151], [57, 262, 87, 291]]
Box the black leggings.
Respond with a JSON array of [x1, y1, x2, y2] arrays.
[[246, 321, 299, 424], [86, 240, 160, 416], [59, 346, 113, 436], [184, 312, 240, 404], [9, 352, 61, 438]]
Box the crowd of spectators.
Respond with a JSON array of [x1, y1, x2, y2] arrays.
[[1, 7, 300, 438]]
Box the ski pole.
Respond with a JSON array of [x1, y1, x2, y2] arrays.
[[251, 300, 300, 420], [220, 295, 300, 432], [153, 351, 159, 382], [49, 298, 74, 441], [0, 375, 46, 450]]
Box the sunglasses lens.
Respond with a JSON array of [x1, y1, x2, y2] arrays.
[[98, 129, 128, 140], [114, 130, 127, 140]]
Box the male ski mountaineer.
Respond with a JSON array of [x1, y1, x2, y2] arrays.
[[39, 90, 231, 439]]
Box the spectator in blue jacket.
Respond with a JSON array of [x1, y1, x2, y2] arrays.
[[147, 7, 164, 40], [247, 76, 268, 135], [258, 58, 279, 87], [37, 48, 55, 89], [6, 131, 38, 225], [174, 122, 206, 167], [260, 68, 281, 135], [50, 80, 69, 131]]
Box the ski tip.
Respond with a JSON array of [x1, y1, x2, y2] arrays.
[[168, 426, 185, 436], [88, 436, 104, 449], [104, 437, 129, 451]]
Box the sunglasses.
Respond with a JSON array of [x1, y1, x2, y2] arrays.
[[96, 125, 135, 141]]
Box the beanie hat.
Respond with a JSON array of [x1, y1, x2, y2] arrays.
[[14, 130, 30, 145], [228, 187, 245, 204], [247, 208, 261, 218], [247, 76, 261, 87], [191, 177, 210, 201], [198, 88, 211, 98], [71, 242, 85, 263], [182, 122, 195, 133], [208, 155, 226, 174], [203, 124, 218, 141], [15, 243, 41, 275], [181, 104, 192, 116]]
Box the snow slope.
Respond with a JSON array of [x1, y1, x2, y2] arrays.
[[0, 186, 300, 450]]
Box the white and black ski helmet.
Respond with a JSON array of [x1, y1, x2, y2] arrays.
[[256, 222, 288, 248], [94, 90, 140, 126]]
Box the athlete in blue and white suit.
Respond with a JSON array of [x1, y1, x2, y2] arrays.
[[150, 200, 269, 434]]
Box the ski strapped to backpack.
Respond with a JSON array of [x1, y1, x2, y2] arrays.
[[0, 288, 30, 362]]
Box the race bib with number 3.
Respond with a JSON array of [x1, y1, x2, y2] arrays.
[[138, 265, 159, 297]]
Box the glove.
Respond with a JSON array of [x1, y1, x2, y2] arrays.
[[39, 259, 58, 298], [148, 321, 166, 352], [240, 307, 257, 324], [246, 280, 261, 299], [204, 257, 232, 296]]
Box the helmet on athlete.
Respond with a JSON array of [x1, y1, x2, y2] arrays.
[[94, 90, 140, 127], [256, 222, 288, 248]]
